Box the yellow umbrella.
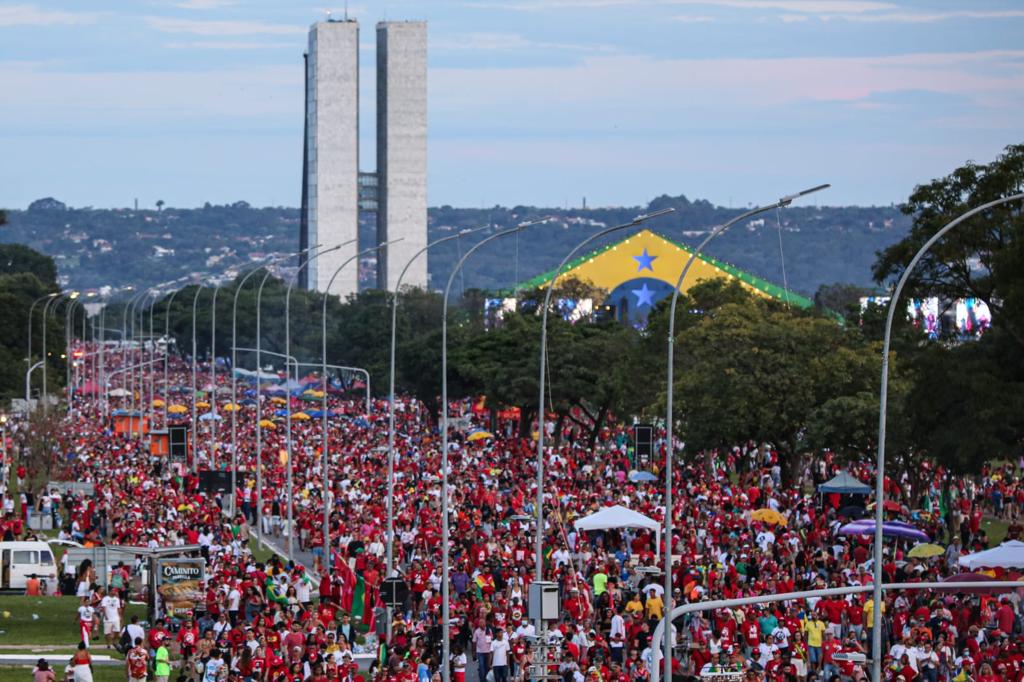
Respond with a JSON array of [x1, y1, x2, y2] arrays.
[[258, 419, 276, 429], [195, 401, 210, 409], [271, 397, 287, 405], [152, 399, 165, 408], [908, 543, 945, 559], [292, 412, 311, 421], [751, 508, 787, 526], [222, 403, 241, 412], [168, 404, 188, 414], [467, 431, 494, 442]]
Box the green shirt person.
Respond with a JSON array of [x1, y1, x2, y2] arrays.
[[155, 644, 171, 682], [593, 571, 608, 597]]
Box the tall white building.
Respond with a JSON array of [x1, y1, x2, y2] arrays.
[[304, 20, 360, 297], [376, 21, 428, 292], [301, 18, 427, 298]]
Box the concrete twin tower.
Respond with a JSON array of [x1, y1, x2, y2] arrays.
[[300, 18, 427, 298]]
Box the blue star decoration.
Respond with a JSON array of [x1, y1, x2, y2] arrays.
[[633, 247, 657, 272], [632, 283, 655, 308]]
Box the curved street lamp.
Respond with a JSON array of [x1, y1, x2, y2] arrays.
[[319, 241, 399, 566], [869, 192, 1024, 682], [384, 225, 488, 591], [439, 219, 547, 682], [660, 184, 828, 682], [229, 251, 307, 517], [282, 242, 347, 560]]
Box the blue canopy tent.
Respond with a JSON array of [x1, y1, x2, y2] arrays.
[[818, 470, 872, 495]]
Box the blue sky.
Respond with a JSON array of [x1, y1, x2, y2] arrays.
[[1, 0, 1022, 210]]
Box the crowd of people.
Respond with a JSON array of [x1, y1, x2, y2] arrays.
[[3, 341, 1024, 682]]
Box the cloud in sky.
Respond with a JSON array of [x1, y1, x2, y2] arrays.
[[0, 4, 100, 27], [667, 0, 896, 11], [162, 41, 296, 50], [2, 0, 1023, 208], [469, 0, 897, 11], [432, 32, 615, 53], [819, 9, 1024, 22], [144, 16, 306, 36], [172, 0, 239, 8]]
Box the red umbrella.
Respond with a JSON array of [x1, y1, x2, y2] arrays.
[[868, 500, 906, 514]]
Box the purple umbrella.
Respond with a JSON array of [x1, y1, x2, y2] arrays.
[[839, 521, 929, 542], [939, 572, 1024, 595]]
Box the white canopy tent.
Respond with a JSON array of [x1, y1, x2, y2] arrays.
[[958, 540, 1024, 570], [574, 505, 662, 559]]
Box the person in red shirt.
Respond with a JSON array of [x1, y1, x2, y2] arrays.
[[147, 618, 170, 656], [821, 630, 841, 679], [176, 617, 199, 665]]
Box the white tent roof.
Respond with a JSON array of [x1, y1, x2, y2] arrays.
[[574, 505, 660, 534], [958, 540, 1024, 570]]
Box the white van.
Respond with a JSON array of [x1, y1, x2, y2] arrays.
[[0, 541, 58, 590]]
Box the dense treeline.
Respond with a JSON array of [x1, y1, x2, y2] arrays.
[[0, 195, 910, 296], [3, 144, 1022, 488]]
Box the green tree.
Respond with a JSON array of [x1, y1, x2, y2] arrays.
[[872, 143, 1024, 475], [874, 142, 1024, 347], [673, 296, 880, 482]]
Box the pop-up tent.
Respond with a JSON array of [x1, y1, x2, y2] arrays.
[[574, 505, 661, 558], [818, 470, 872, 495], [959, 540, 1024, 570]]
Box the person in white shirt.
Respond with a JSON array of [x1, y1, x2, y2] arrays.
[[99, 589, 123, 649], [125, 615, 146, 647], [227, 585, 242, 625], [490, 628, 511, 682], [78, 598, 96, 647], [757, 638, 778, 669]]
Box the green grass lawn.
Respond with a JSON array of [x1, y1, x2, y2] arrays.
[[0, 665, 128, 681], [983, 516, 1009, 545], [0, 595, 145, 647]]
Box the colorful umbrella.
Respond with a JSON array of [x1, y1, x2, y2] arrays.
[[195, 401, 210, 409], [839, 521, 929, 542], [751, 508, 787, 526], [258, 419, 276, 429], [467, 431, 494, 442], [628, 471, 657, 483], [152, 399, 165, 408], [168, 404, 188, 414], [221, 403, 241, 412], [908, 543, 946, 559], [270, 397, 287, 405], [939, 572, 1024, 595], [292, 412, 311, 421], [867, 500, 907, 514]]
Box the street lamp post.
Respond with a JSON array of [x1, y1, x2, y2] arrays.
[[440, 221, 545, 682], [209, 282, 223, 465], [163, 288, 186, 427], [869, 192, 1024, 682], [27, 292, 58, 371], [531, 209, 675, 634], [385, 227, 487, 594], [65, 298, 81, 413], [25, 360, 44, 404], [41, 292, 74, 410], [191, 285, 205, 471], [660, 185, 828, 682], [283, 243, 346, 560], [317, 242, 397, 569], [230, 258, 283, 517]]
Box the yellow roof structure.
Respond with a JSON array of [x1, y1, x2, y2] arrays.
[[516, 229, 812, 323]]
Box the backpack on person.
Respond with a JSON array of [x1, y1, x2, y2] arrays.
[[116, 627, 133, 654]]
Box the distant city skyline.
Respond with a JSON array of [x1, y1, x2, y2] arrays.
[[1, 0, 1022, 210]]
